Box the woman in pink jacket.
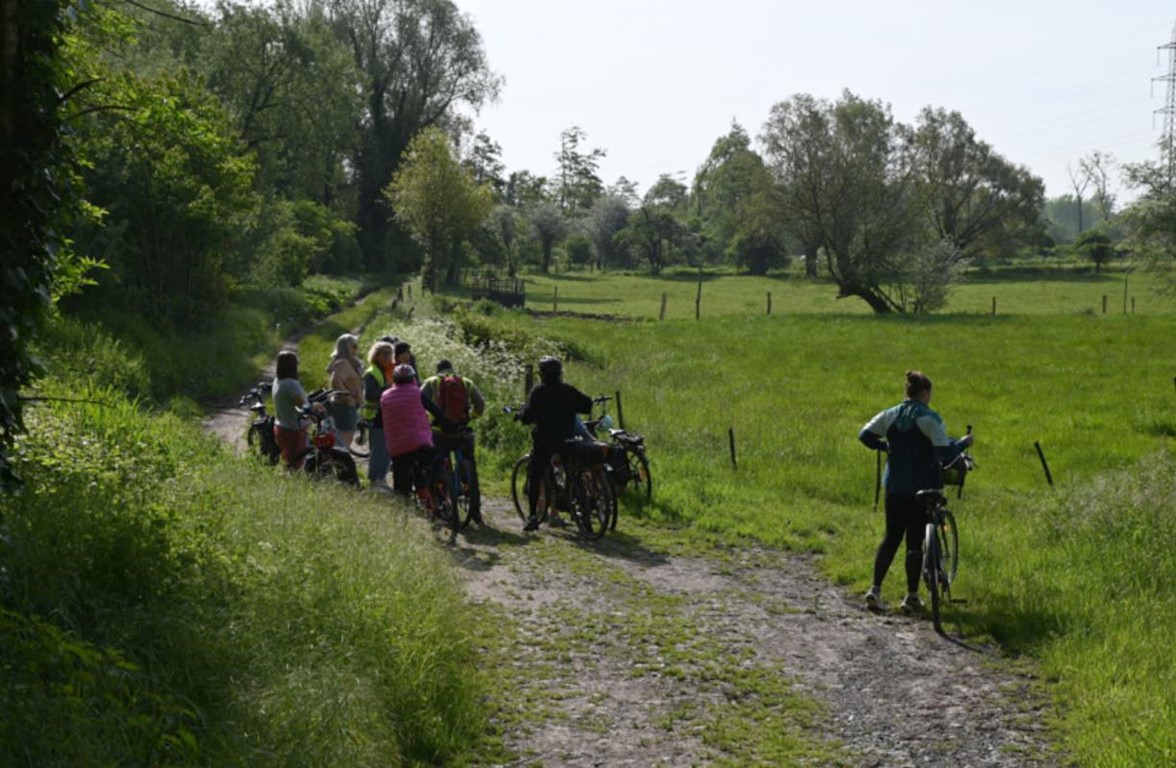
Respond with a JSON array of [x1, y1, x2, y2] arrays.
[[381, 364, 444, 498]]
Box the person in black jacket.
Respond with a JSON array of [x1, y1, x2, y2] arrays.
[[518, 356, 592, 532]]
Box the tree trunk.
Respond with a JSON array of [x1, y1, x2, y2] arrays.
[[839, 283, 895, 313], [804, 243, 819, 277]]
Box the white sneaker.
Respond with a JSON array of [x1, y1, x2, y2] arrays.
[[865, 587, 884, 612], [900, 594, 924, 614]]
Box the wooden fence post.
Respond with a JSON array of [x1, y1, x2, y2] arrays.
[[1102, 295, 1107, 314], [659, 292, 667, 321], [553, 286, 558, 313], [615, 390, 624, 429], [1034, 441, 1054, 488], [991, 297, 996, 316], [695, 273, 702, 320], [728, 428, 737, 470], [767, 292, 772, 315]]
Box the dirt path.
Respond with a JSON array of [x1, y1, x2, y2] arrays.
[[452, 500, 1056, 767], [202, 384, 1057, 766]]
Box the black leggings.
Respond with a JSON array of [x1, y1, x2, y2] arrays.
[[873, 493, 930, 593]]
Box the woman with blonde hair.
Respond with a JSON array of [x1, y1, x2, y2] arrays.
[[327, 333, 363, 447], [361, 340, 395, 488]]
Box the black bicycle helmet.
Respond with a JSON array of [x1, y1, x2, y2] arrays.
[[538, 356, 562, 381]]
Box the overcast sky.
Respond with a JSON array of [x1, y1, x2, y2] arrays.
[[455, 0, 1176, 202]]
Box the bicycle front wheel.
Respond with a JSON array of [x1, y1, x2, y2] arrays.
[[510, 453, 530, 523], [431, 477, 461, 533], [922, 522, 943, 632], [570, 467, 613, 541], [348, 421, 371, 458]]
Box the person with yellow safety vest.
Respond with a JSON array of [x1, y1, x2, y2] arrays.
[[362, 340, 395, 488]]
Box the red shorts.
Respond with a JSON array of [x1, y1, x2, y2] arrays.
[[274, 425, 308, 469]]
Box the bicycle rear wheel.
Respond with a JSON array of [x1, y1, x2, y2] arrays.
[[922, 522, 944, 632], [626, 449, 652, 500], [938, 510, 959, 591], [452, 458, 473, 530]]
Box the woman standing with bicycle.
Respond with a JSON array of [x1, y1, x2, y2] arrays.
[[272, 350, 323, 471], [858, 370, 973, 614]]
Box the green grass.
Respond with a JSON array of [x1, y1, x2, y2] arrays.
[[433, 270, 1174, 767], [506, 264, 1171, 320], [4, 319, 488, 766]]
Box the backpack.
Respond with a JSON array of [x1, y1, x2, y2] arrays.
[[437, 374, 469, 425]]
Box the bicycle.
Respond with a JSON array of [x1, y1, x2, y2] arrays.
[[294, 389, 360, 486], [346, 416, 372, 459], [404, 448, 460, 534], [584, 394, 652, 504], [240, 381, 280, 465], [435, 425, 476, 532], [505, 406, 614, 540], [919, 450, 975, 632]]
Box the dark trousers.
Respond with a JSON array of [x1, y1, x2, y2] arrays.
[[872, 492, 930, 593], [391, 446, 438, 498], [433, 430, 480, 514]]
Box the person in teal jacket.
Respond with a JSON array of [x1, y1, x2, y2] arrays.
[[858, 370, 973, 614]]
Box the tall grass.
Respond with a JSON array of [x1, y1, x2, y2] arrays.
[[2, 359, 487, 765]]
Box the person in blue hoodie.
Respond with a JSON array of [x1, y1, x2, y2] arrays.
[[858, 370, 973, 614]]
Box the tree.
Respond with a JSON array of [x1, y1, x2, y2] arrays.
[[1079, 150, 1117, 223], [761, 91, 921, 313], [1, 0, 88, 488], [487, 204, 518, 274], [526, 201, 567, 273], [1121, 154, 1176, 292], [1075, 229, 1115, 273], [326, 0, 501, 269], [692, 122, 762, 263], [1067, 163, 1091, 235], [385, 125, 492, 290], [462, 130, 506, 197], [554, 125, 605, 214], [584, 193, 632, 270], [618, 174, 691, 276], [903, 107, 1043, 262], [204, 0, 361, 203]]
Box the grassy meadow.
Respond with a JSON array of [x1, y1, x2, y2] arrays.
[[5, 265, 1172, 766], [426, 266, 1174, 767]]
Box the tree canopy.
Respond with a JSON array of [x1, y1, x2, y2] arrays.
[[386, 125, 493, 290]]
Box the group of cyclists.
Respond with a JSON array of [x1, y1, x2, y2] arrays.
[[269, 331, 595, 534], [275, 338, 972, 607]]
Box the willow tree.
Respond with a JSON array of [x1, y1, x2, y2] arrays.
[[386, 126, 492, 291], [327, 0, 501, 269]]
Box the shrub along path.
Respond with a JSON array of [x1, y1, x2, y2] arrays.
[[456, 499, 1057, 766]]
